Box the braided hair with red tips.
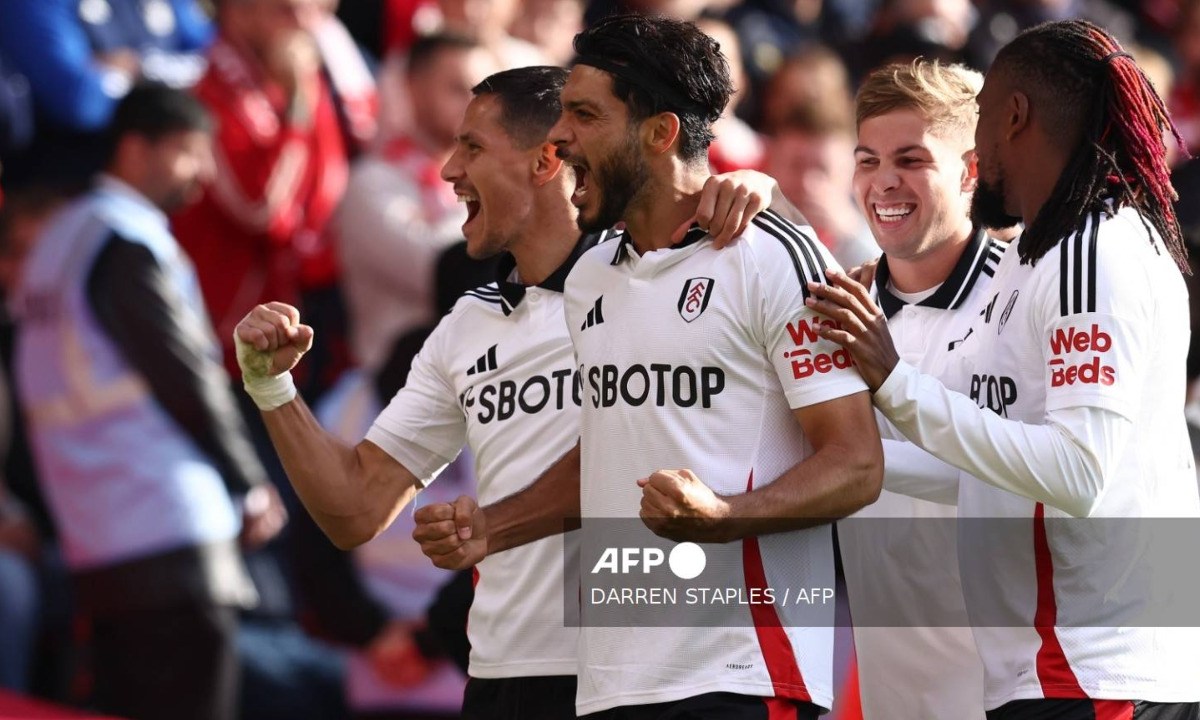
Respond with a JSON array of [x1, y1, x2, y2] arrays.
[[990, 20, 1190, 271]]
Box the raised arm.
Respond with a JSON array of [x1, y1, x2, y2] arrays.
[[235, 302, 423, 548]]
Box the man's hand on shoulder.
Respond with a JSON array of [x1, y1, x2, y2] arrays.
[[638, 469, 732, 543], [413, 495, 488, 570], [673, 170, 780, 249]]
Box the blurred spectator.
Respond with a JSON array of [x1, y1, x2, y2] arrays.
[[722, 0, 825, 119], [762, 48, 879, 268], [509, 0, 585, 66], [1171, 0, 1200, 157], [173, 0, 354, 393], [847, 0, 972, 81], [12, 84, 286, 720], [0, 403, 39, 693], [760, 44, 851, 134], [0, 0, 214, 189], [314, 1, 380, 158], [967, 0, 1136, 69], [334, 34, 494, 370], [697, 17, 766, 172], [0, 54, 34, 167], [430, 0, 548, 69]]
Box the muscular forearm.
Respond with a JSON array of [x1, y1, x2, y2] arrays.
[[484, 443, 581, 555], [720, 441, 882, 540], [261, 397, 418, 548]]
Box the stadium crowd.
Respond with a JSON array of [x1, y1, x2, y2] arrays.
[[0, 1, 1197, 720]]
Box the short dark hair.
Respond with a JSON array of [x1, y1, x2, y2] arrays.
[[471, 66, 569, 149], [407, 32, 479, 77], [572, 14, 733, 163], [104, 83, 211, 162]]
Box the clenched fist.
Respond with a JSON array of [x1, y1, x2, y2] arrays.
[[234, 302, 313, 410], [234, 302, 315, 379]]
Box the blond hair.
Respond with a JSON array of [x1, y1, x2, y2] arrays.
[[855, 59, 983, 140]]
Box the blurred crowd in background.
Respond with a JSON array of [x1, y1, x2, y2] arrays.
[[0, 0, 1197, 718]]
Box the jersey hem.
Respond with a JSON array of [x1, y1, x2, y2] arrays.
[[984, 682, 1200, 709], [574, 679, 831, 715], [467, 658, 579, 679]]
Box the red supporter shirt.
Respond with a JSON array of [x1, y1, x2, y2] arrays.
[[173, 38, 348, 376]]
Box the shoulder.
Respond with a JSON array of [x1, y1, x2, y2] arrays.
[[447, 282, 507, 318], [1041, 209, 1170, 319], [743, 209, 832, 294], [565, 228, 625, 288]]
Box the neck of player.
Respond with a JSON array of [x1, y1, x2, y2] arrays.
[[1018, 138, 1070, 230], [511, 193, 580, 287], [887, 218, 975, 294], [623, 160, 709, 255]]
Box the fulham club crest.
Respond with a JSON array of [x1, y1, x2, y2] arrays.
[[678, 277, 715, 323]]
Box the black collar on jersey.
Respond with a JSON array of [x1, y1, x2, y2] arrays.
[[609, 224, 708, 265], [494, 230, 612, 315], [874, 226, 993, 319]]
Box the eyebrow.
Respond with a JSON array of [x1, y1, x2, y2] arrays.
[[564, 99, 600, 113], [853, 144, 932, 155]]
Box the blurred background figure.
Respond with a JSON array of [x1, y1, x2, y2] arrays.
[[762, 46, 879, 268], [0, 0, 215, 190], [13, 84, 286, 720], [0, 188, 64, 699], [1170, 0, 1200, 157], [334, 33, 494, 371], [696, 17, 766, 172], [509, 0, 585, 66], [172, 0, 361, 403]]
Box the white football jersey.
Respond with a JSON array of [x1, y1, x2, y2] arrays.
[[879, 207, 1200, 707], [838, 230, 1002, 720], [564, 211, 868, 715], [367, 232, 615, 679]]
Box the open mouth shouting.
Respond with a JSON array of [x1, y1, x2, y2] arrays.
[[457, 188, 481, 232]]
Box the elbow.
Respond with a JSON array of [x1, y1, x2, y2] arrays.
[[324, 514, 382, 550], [1059, 489, 1104, 519], [841, 446, 885, 516]]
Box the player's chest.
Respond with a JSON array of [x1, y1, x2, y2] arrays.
[[956, 273, 1043, 419], [452, 306, 580, 429], [569, 266, 756, 370]]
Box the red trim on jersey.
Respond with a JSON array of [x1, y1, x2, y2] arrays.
[[472, 567, 480, 588], [1092, 700, 1135, 720], [763, 697, 799, 720], [1032, 503, 1087, 698], [743, 471, 811, 703]]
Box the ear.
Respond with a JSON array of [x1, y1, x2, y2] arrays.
[[1006, 91, 1030, 140], [962, 149, 978, 193], [642, 112, 682, 156], [111, 134, 146, 176], [531, 141, 565, 187]]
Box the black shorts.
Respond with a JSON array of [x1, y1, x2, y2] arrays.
[[462, 675, 578, 720], [581, 692, 822, 720], [986, 699, 1200, 720]]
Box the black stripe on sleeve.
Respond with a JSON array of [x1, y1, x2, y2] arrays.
[[752, 219, 818, 297], [1087, 216, 1099, 313], [1059, 233, 1070, 317], [1073, 228, 1085, 315]]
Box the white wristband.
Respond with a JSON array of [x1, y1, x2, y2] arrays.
[[243, 370, 297, 411], [235, 332, 297, 411]]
